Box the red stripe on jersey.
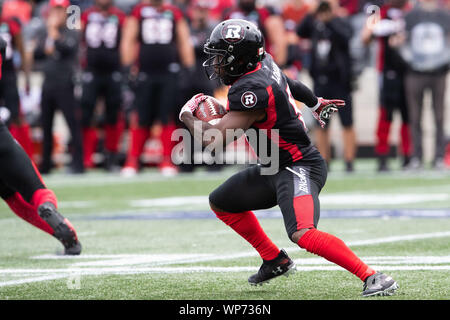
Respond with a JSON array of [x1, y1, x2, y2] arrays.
[[254, 85, 303, 162], [242, 62, 262, 77], [278, 136, 303, 162], [253, 85, 276, 129]]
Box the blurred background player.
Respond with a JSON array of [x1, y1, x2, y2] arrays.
[[297, 0, 356, 172], [120, 0, 195, 177], [0, 1, 33, 158], [223, 0, 288, 67], [362, 0, 412, 172], [30, 0, 84, 174], [398, 0, 450, 170], [80, 0, 126, 172], [0, 36, 81, 255]]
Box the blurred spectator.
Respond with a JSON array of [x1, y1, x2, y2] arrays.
[[0, 1, 33, 157], [114, 0, 139, 14], [282, 0, 311, 27], [207, 0, 235, 24], [1, 0, 32, 24], [223, 0, 288, 67], [281, 0, 312, 78], [297, 0, 356, 172], [397, 0, 450, 170], [80, 0, 126, 171], [361, 0, 413, 172], [120, 0, 195, 177], [31, 0, 84, 174], [338, 0, 358, 16]]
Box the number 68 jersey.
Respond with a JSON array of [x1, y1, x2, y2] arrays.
[[131, 2, 183, 74], [81, 6, 126, 73]]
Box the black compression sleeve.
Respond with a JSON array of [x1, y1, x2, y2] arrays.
[[286, 77, 318, 108]]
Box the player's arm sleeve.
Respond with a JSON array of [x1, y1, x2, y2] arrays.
[[286, 76, 318, 108], [227, 84, 269, 111]]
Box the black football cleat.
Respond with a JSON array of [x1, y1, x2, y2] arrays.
[[38, 202, 82, 255], [248, 249, 296, 286], [362, 272, 399, 297]]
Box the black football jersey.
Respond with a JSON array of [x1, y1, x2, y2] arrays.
[[132, 3, 183, 74], [81, 6, 126, 72], [227, 54, 323, 169]]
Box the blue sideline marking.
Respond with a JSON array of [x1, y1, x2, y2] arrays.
[[77, 209, 450, 221]]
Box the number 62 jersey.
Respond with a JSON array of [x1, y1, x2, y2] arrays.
[[81, 6, 126, 73]]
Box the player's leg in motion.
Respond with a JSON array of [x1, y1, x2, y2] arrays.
[[279, 160, 398, 296], [209, 165, 296, 285], [0, 122, 81, 254]]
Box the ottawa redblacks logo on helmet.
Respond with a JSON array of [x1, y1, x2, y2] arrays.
[[221, 24, 246, 43]]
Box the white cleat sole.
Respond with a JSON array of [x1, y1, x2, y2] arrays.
[[362, 282, 399, 297]]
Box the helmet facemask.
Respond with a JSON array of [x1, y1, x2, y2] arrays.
[[203, 43, 245, 85]]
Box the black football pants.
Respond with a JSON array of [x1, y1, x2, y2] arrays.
[[209, 159, 328, 240], [0, 121, 45, 201]]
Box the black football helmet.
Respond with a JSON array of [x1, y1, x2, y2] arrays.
[[203, 19, 265, 85]]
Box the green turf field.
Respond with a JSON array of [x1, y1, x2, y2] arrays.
[[0, 159, 449, 300]]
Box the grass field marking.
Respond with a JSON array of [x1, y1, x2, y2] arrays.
[[127, 194, 450, 209], [344, 230, 450, 246], [1, 264, 450, 288], [28, 230, 450, 268], [29, 255, 450, 266], [0, 274, 68, 287], [130, 196, 208, 208]]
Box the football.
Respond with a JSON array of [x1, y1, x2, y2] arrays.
[[193, 96, 227, 125]]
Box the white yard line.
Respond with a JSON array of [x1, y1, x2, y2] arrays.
[[0, 274, 68, 287], [1, 231, 450, 288], [0, 265, 449, 288], [29, 231, 450, 267]]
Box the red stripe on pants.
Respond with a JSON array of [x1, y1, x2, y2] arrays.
[[293, 194, 315, 230]]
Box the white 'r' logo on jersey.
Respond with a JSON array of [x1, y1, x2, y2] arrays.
[[241, 91, 258, 108]]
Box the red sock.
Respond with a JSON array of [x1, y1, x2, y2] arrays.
[[5, 192, 54, 235], [104, 124, 120, 153], [375, 107, 391, 156], [30, 188, 58, 211], [124, 127, 149, 168], [213, 209, 280, 261], [400, 123, 412, 157], [297, 229, 376, 281], [160, 123, 176, 159], [82, 127, 98, 168], [9, 123, 33, 158]]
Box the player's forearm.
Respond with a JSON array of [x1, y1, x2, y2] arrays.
[[181, 113, 219, 148], [286, 77, 318, 108]]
